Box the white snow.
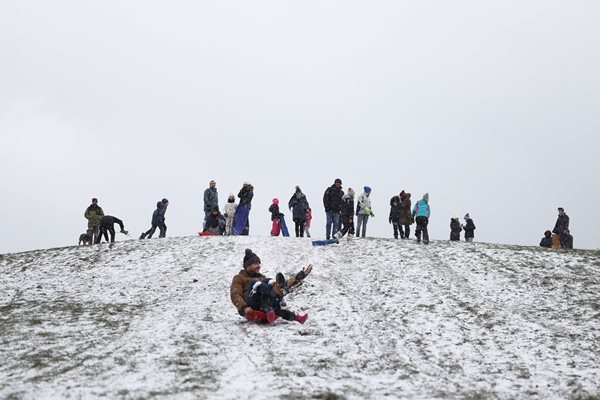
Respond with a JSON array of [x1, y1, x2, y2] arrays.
[[1, 236, 599, 399]]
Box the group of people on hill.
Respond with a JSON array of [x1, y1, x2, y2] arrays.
[[540, 207, 574, 249], [80, 198, 128, 245]]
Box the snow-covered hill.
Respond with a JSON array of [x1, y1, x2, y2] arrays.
[[1, 236, 599, 399]]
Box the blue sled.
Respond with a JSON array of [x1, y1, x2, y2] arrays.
[[312, 239, 339, 246]]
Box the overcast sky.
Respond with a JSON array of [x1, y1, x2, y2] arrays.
[[1, 1, 598, 254]]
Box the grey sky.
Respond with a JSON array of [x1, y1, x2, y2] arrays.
[[1, 1, 598, 253]]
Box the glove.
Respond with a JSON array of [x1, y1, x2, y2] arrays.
[[370, 213, 375, 218], [295, 264, 313, 281], [224, 213, 228, 218]]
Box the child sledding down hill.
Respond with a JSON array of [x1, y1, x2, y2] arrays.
[[230, 249, 311, 324]]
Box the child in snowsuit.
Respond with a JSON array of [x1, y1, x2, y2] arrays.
[[450, 216, 462, 241], [269, 198, 281, 236], [230, 249, 310, 324], [412, 193, 431, 244], [389, 195, 401, 239], [336, 188, 355, 240], [203, 206, 226, 235], [304, 208, 312, 238], [223, 194, 237, 236], [140, 199, 168, 239], [463, 213, 476, 242], [539, 230, 552, 248]]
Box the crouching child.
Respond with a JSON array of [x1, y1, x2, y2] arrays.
[[230, 248, 310, 324]]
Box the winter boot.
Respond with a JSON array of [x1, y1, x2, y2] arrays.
[[276, 272, 287, 292], [334, 231, 342, 240], [266, 309, 277, 324], [139, 232, 147, 240], [294, 313, 308, 324]]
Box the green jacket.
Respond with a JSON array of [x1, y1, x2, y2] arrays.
[[84, 204, 104, 227]]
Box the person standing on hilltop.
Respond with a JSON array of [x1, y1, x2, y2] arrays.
[[323, 178, 344, 240], [552, 207, 570, 249], [84, 198, 104, 244], [203, 180, 218, 228], [412, 193, 431, 244], [288, 186, 310, 237], [355, 186, 374, 238]]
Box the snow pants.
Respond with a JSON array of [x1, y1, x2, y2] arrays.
[[415, 216, 429, 244]]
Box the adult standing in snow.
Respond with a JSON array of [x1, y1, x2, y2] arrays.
[[552, 207, 570, 248], [288, 186, 310, 237], [323, 178, 344, 240], [336, 187, 355, 240], [223, 194, 237, 236], [84, 198, 104, 244], [463, 213, 476, 242], [356, 186, 374, 238], [412, 193, 431, 244], [450, 216, 462, 241], [398, 191, 413, 239], [95, 215, 128, 244], [232, 182, 254, 235], [203, 180, 218, 228], [230, 248, 310, 324]]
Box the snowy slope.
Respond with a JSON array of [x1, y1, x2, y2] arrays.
[[1, 236, 599, 399]]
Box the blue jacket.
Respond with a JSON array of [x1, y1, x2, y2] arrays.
[[412, 199, 430, 218]]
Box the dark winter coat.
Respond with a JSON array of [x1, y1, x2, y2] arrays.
[[398, 196, 413, 225], [151, 202, 165, 225], [238, 185, 254, 206], [288, 192, 309, 222], [323, 185, 344, 213], [269, 203, 281, 221], [464, 219, 476, 239], [203, 187, 219, 213], [204, 211, 225, 233], [84, 204, 105, 228], [553, 214, 569, 236], [539, 231, 552, 248], [340, 194, 355, 218], [450, 219, 462, 241], [99, 215, 124, 231], [230, 269, 267, 315], [389, 196, 401, 222]]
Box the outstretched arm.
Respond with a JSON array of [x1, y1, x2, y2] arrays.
[[287, 264, 313, 288]]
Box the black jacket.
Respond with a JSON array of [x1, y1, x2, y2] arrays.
[[238, 185, 254, 206], [340, 194, 354, 218], [389, 196, 401, 222], [269, 204, 281, 221], [450, 219, 462, 241], [553, 214, 569, 236], [540, 232, 552, 248], [323, 185, 344, 213], [464, 219, 476, 239], [100, 215, 124, 231]]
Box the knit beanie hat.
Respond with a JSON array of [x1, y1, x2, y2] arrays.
[[464, 213, 470, 219], [364, 186, 372, 193], [272, 198, 279, 205], [423, 193, 429, 201], [243, 249, 261, 268], [347, 187, 355, 197]]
